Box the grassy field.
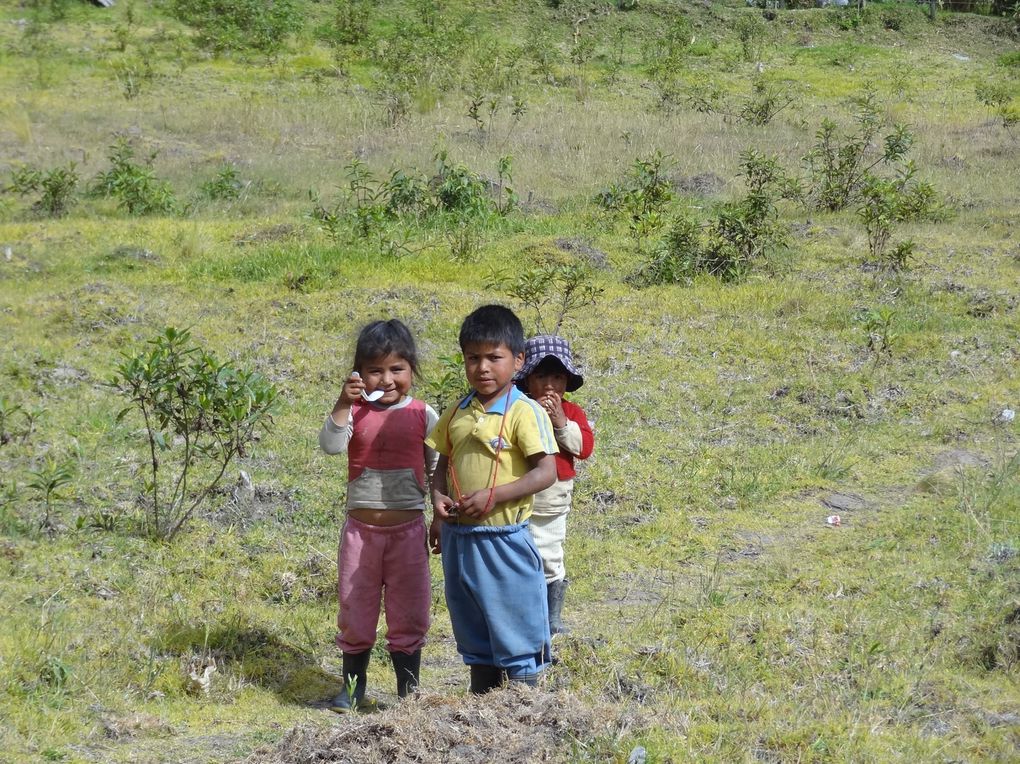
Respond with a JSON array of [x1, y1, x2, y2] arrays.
[[1, 1, 1018, 761]]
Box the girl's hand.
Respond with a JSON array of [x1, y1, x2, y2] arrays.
[[432, 492, 457, 521], [428, 517, 443, 554], [339, 372, 366, 406], [541, 393, 567, 428]]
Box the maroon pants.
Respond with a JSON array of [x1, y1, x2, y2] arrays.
[[336, 515, 431, 654]]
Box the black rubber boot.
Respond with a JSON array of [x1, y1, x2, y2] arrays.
[[507, 673, 539, 687], [390, 649, 421, 699], [548, 579, 570, 635], [469, 664, 505, 695], [330, 650, 370, 712]]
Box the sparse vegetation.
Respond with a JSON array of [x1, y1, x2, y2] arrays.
[[0, 2, 1017, 762]]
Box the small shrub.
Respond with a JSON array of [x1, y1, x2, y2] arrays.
[[629, 213, 704, 287], [170, 0, 303, 55], [201, 164, 244, 201], [803, 94, 915, 212], [110, 327, 279, 541], [599, 152, 674, 251], [632, 150, 791, 285], [739, 77, 796, 126], [433, 151, 489, 217], [423, 352, 467, 412], [735, 12, 770, 62], [486, 257, 602, 335], [384, 169, 432, 218], [860, 306, 898, 355], [319, 0, 372, 48], [6, 163, 79, 217], [975, 81, 1020, 131], [90, 138, 176, 216], [0, 396, 24, 445]]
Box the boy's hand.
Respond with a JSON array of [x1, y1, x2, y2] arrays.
[[455, 488, 495, 519], [539, 393, 566, 428]]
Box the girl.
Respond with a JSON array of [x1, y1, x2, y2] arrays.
[[319, 319, 439, 711], [516, 334, 594, 636]]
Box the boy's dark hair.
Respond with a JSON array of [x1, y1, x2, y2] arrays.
[[459, 305, 525, 355], [353, 319, 419, 376]]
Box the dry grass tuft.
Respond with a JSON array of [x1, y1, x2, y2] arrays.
[[247, 686, 644, 764]]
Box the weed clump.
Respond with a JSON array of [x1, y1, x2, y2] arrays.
[[90, 138, 177, 216]]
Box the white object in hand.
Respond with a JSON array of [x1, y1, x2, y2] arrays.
[[352, 371, 384, 401]]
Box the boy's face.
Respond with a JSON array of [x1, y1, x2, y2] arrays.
[[462, 341, 523, 404]]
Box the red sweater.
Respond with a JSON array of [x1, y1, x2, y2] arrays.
[[554, 399, 594, 480]]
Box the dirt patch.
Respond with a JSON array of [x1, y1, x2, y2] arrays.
[[245, 687, 643, 764], [820, 492, 868, 513], [554, 237, 610, 269], [234, 224, 297, 247], [671, 172, 726, 197]]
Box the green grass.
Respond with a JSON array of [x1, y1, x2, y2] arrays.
[[1, 1, 1019, 762]]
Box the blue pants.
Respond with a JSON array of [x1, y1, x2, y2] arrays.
[[441, 521, 551, 679]]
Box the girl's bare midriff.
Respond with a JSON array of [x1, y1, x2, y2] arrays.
[[349, 508, 423, 526]]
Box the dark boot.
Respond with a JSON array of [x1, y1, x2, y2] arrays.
[[469, 664, 505, 695], [390, 649, 421, 699], [548, 579, 569, 635], [330, 650, 370, 712], [507, 673, 539, 687]]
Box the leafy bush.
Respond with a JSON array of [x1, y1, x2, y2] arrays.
[[201, 164, 244, 201], [735, 12, 771, 62], [433, 151, 490, 217], [802, 94, 915, 212], [6, 163, 79, 217], [170, 0, 303, 55], [975, 81, 1020, 131], [110, 327, 279, 541], [857, 162, 946, 268], [319, 0, 372, 48], [629, 213, 704, 287], [598, 152, 674, 251], [632, 150, 791, 285], [90, 138, 177, 216], [486, 257, 602, 335]]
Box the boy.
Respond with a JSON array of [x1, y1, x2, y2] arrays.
[[427, 305, 558, 693], [516, 335, 594, 636]]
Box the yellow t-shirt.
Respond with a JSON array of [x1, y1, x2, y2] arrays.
[[426, 387, 557, 526]]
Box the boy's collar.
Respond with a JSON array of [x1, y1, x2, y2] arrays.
[[458, 386, 522, 414]]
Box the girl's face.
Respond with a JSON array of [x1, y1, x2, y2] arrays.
[[358, 352, 413, 405], [526, 362, 569, 400]]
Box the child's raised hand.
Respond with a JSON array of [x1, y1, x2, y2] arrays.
[[339, 371, 366, 406], [540, 393, 567, 428]]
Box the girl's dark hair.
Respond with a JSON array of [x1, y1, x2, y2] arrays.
[[353, 319, 419, 376], [458, 304, 524, 355]]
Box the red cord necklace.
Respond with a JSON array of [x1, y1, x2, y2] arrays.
[[446, 385, 513, 518]]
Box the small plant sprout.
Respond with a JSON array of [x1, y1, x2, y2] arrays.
[[28, 454, 76, 531]]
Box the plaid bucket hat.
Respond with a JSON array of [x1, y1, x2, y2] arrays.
[[516, 335, 584, 392]]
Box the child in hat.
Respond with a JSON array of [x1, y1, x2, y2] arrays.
[[516, 335, 594, 635]]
